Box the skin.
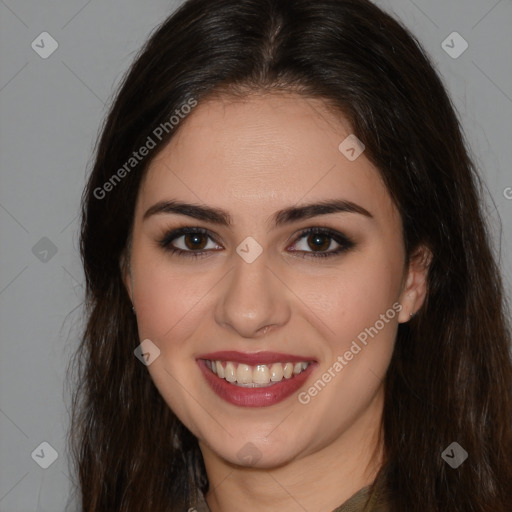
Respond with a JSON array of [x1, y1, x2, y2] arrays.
[[123, 93, 429, 512]]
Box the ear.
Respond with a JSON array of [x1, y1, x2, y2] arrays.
[[397, 245, 431, 323], [119, 248, 133, 301]]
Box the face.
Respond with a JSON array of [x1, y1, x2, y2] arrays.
[[123, 93, 426, 471]]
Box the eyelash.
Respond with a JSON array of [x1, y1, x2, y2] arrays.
[[157, 226, 355, 260]]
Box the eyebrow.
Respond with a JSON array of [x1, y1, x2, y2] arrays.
[[143, 199, 373, 227]]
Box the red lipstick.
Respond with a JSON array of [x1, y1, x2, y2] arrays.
[[196, 351, 316, 408]]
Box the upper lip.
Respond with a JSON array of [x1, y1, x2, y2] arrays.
[[197, 351, 316, 365]]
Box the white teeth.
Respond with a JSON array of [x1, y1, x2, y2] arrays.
[[224, 361, 237, 382], [236, 364, 252, 384], [270, 363, 283, 381], [206, 359, 310, 386], [253, 364, 270, 384]]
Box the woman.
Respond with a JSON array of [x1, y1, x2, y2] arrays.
[[68, 0, 512, 510]]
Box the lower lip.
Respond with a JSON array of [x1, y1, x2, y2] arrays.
[[197, 359, 315, 407]]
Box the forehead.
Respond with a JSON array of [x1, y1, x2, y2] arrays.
[[139, 93, 397, 224]]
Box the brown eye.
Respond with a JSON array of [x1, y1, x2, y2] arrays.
[[184, 233, 208, 250], [306, 233, 331, 252], [158, 227, 222, 258], [288, 227, 355, 259]]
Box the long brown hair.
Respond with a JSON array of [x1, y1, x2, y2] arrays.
[[68, 0, 512, 510]]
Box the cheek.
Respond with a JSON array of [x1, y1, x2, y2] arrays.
[[294, 267, 400, 426], [130, 252, 214, 429], [294, 249, 402, 343], [130, 247, 212, 344]]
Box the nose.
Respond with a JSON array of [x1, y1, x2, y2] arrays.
[[214, 255, 291, 339]]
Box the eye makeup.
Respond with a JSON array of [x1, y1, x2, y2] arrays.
[[156, 225, 356, 260]]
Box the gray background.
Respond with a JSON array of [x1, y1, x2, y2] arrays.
[[0, 0, 511, 510]]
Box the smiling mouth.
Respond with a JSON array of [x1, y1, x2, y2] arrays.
[[203, 359, 311, 387]]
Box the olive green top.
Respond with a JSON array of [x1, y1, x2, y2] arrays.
[[192, 484, 389, 512]]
